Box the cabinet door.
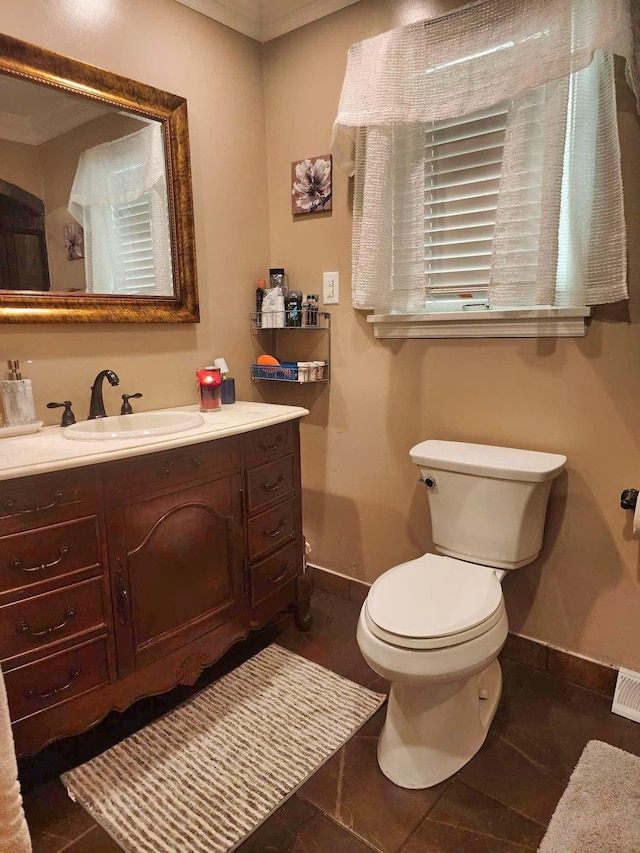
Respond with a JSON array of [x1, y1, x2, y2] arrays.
[[107, 474, 246, 674]]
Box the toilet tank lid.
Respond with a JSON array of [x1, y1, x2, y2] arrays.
[[410, 440, 566, 482]]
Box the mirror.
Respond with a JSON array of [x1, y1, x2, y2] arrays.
[[0, 33, 198, 323]]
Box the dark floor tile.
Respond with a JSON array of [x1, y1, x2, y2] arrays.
[[501, 635, 548, 671], [312, 568, 351, 599], [22, 780, 96, 847], [31, 831, 69, 853], [237, 795, 375, 852], [299, 726, 448, 853], [275, 592, 361, 661], [498, 659, 536, 708], [349, 579, 370, 605], [620, 720, 640, 756], [457, 731, 566, 826], [426, 780, 544, 848], [502, 669, 630, 766], [400, 820, 534, 853], [62, 824, 123, 851], [490, 719, 574, 789], [322, 637, 389, 694], [546, 647, 618, 697]]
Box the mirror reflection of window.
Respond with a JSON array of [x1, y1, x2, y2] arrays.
[[0, 74, 173, 296], [69, 123, 173, 296]]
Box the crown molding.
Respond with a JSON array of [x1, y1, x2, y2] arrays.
[[174, 0, 359, 42], [0, 111, 34, 145], [174, 0, 262, 40], [262, 0, 360, 41]]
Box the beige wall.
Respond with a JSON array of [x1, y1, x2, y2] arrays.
[[262, 1, 640, 671], [1, 0, 270, 418], [3, 0, 640, 672], [0, 139, 44, 199]]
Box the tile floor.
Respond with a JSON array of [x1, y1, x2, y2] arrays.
[[18, 591, 640, 853]]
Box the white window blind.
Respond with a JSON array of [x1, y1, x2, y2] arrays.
[[424, 104, 507, 300], [112, 194, 157, 294]]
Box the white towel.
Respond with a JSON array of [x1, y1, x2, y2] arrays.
[[0, 665, 31, 853]]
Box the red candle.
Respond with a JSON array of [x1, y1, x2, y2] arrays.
[[196, 367, 222, 411]]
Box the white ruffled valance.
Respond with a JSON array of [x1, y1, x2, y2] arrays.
[[331, 0, 638, 312]]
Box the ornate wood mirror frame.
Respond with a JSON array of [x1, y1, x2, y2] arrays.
[[0, 33, 199, 323]]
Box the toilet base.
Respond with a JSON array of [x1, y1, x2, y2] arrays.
[[377, 659, 502, 789]]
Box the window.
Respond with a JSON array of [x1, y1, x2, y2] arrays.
[[330, 0, 631, 338], [113, 195, 158, 294], [423, 104, 508, 312]]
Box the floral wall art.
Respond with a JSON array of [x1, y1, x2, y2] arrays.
[[291, 154, 332, 215], [64, 222, 84, 260]]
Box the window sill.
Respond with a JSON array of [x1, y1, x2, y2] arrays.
[[367, 307, 591, 339]]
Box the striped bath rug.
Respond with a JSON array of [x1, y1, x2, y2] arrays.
[[61, 643, 385, 853]]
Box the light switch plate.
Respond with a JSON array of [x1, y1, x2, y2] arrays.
[[323, 271, 339, 304]]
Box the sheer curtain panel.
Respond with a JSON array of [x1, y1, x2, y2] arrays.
[[69, 123, 173, 296], [331, 0, 638, 314]]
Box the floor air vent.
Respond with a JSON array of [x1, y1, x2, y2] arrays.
[[612, 667, 640, 723]]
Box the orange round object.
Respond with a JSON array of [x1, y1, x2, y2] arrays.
[[256, 354, 280, 365]]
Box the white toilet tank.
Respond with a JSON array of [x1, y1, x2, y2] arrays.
[[410, 440, 566, 570]]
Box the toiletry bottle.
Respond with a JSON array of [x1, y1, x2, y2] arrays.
[[1, 360, 36, 426], [285, 290, 303, 327], [305, 294, 319, 327], [255, 278, 266, 328], [269, 268, 287, 296]]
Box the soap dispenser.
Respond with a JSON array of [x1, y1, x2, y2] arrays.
[[1, 360, 36, 426]]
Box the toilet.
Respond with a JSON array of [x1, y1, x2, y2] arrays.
[[357, 439, 566, 789]]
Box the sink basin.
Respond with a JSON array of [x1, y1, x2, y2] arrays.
[[62, 410, 205, 441]]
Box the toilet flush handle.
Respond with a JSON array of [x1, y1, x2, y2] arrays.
[[621, 488, 639, 510], [419, 477, 436, 488]]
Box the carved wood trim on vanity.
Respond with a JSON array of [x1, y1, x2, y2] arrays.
[[312, 566, 619, 699], [0, 417, 311, 757]]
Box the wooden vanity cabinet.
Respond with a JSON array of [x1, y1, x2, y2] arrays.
[[103, 436, 246, 676], [0, 418, 307, 757]]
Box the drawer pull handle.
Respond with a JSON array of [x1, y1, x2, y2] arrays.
[[25, 667, 81, 700], [258, 434, 284, 452], [17, 606, 76, 639], [262, 520, 286, 538], [11, 545, 70, 574], [3, 490, 64, 517], [267, 564, 289, 584], [261, 473, 285, 492], [161, 455, 201, 476]]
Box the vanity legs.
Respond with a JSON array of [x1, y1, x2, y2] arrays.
[[293, 571, 313, 631]]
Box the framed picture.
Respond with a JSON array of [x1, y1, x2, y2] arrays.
[[64, 222, 84, 260], [291, 154, 332, 215]]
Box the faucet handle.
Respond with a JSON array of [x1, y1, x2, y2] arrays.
[[121, 393, 143, 415], [47, 401, 76, 427]]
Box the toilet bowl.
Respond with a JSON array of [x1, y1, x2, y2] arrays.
[[356, 440, 566, 789]]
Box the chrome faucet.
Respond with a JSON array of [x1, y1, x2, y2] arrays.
[[88, 370, 120, 419]]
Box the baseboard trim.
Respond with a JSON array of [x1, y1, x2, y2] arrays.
[[311, 565, 618, 699]]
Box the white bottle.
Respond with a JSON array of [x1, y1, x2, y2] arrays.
[[1, 360, 36, 427]]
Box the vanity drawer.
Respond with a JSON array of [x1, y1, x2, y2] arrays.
[[106, 436, 240, 495], [246, 455, 295, 513], [0, 468, 98, 535], [247, 497, 297, 561], [5, 636, 109, 722], [250, 540, 299, 606], [0, 577, 105, 664], [242, 422, 296, 466], [0, 516, 101, 598]]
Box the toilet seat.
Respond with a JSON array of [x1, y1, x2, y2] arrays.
[[365, 553, 504, 650]]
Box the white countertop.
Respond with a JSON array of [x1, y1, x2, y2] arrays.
[[0, 402, 309, 482]]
